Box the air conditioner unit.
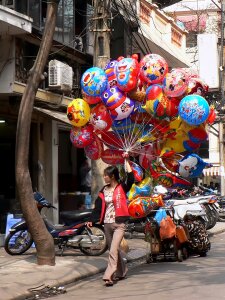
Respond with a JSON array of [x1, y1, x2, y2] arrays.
[[3, 0, 15, 9], [48, 60, 73, 92]]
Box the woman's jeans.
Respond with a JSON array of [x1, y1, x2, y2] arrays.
[[103, 222, 127, 281]]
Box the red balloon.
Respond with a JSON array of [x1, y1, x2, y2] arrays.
[[84, 135, 104, 160], [101, 149, 124, 165], [207, 108, 216, 124], [146, 84, 162, 100], [101, 131, 124, 150], [70, 124, 94, 148], [188, 127, 208, 143], [90, 103, 112, 132]]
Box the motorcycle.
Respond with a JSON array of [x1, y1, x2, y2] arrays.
[[4, 192, 107, 256], [165, 198, 211, 257]]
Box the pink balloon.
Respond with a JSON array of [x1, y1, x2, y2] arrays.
[[70, 124, 94, 148], [84, 135, 104, 160]]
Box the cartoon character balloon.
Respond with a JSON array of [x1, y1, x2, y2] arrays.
[[162, 68, 188, 98], [178, 95, 210, 126], [115, 54, 140, 92], [81, 67, 108, 97], [104, 60, 118, 88], [90, 103, 112, 132], [177, 153, 211, 178], [101, 86, 135, 120], [187, 77, 209, 97], [67, 98, 90, 127], [139, 53, 168, 86]]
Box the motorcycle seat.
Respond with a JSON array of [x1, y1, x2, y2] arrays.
[[60, 209, 93, 222]]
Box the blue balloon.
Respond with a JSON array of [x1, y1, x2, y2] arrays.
[[178, 95, 210, 125], [178, 153, 210, 178], [81, 67, 108, 97]]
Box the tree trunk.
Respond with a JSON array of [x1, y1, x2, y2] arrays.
[[15, 1, 59, 265]]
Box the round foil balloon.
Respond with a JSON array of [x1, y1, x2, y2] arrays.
[[82, 91, 101, 105], [70, 124, 94, 148], [67, 98, 90, 127], [139, 54, 168, 85], [90, 103, 112, 132], [84, 135, 104, 160], [178, 95, 210, 126], [162, 69, 188, 97], [81, 67, 108, 97]]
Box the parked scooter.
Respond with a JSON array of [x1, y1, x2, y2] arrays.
[[4, 192, 107, 256]]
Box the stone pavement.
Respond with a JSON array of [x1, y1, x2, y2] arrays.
[[0, 223, 225, 300]]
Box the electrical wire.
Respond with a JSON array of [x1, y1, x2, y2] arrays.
[[111, 0, 150, 55], [117, 0, 152, 54]]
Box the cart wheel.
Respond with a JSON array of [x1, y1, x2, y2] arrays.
[[177, 249, 183, 262], [152, 254, 157, 262], [146, 254, 152, 264], [182, 247, 188, 260], [146, 253, 157, 263]]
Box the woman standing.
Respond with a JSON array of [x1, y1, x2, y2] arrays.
[[86, 155, 134, 286]]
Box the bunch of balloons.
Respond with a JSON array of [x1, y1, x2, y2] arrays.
[[66, 53, 215, 217]]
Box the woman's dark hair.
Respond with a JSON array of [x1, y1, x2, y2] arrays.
[[104, 166, 120, 182]]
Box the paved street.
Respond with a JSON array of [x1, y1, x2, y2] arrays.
[[49, 233, 225, 300]]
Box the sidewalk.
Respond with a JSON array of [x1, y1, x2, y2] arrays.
[[0, 222, 225, 300]]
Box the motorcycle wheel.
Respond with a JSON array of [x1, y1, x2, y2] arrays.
[[79, 225, 108, 256], [204, 206, 217, 230], [4, 230, 33, 255]]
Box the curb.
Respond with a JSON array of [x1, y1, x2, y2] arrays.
[[208, 227, 225, 237]]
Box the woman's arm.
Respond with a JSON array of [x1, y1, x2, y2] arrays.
[[124, 157, 132, 173], [122, 156, 134, 192]]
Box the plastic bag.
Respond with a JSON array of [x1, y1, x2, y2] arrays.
[[159, 216, 176, 240], [154, 208, 167, 225]]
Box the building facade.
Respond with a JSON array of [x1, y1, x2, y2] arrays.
[[164, 0, 222, 189]]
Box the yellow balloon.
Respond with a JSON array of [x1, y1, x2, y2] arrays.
[[160, 132, 187, 155], [127, 177, 152, 201], [67, 98, 90, 127]]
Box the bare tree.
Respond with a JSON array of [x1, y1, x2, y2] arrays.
[[15, 0, 60, 265]]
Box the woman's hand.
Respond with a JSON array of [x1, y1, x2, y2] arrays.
[[86, 221, 93, 227], [122, 152, 129, 159], [122, 152, 132, 173]]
